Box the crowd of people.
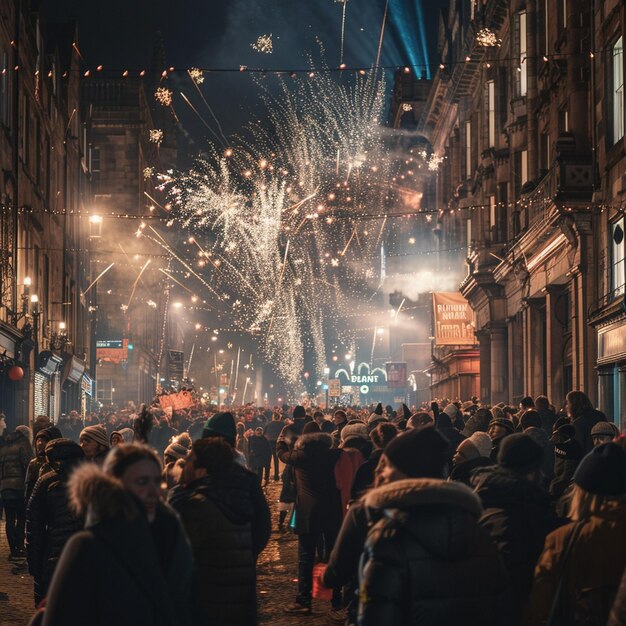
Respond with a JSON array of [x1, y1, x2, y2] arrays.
[[0, 390, 625, 625]]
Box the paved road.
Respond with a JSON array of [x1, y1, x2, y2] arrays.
[[0, 479, 334, 625]]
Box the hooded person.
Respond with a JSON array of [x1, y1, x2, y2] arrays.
[[79, 425, 110, 464], [41, 463, 180, 626], [472, 434, 553, 616], [487, 417, 515, 462], [354, 427, 511, 626], [278, 405, 308, 448], [526, 443, 626, 626], [25, 426, 63, 502], [163, 433, 193, 489], [461, 407, 493, 438], [109, 428, 135, 447], [26, 439, 85, 604], [335, 423, 368, 514], [450, 432, 494, 486], [442, 403, 465, 431]]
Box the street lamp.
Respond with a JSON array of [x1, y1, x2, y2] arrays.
[[89, 215, 103, 239]]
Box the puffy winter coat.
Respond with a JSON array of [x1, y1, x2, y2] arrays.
[[471, 465, 554, 608], [169, 465, 271, 625], [26, 439, 85, 601], [0, 430, 32, 493], [277, 432, 342, 535], [248, 434, 272, 470], [525, 506, 626, 626], [25, 427, 62, 502], [358, 478, 511, 626], [42, 465, 179, 626]]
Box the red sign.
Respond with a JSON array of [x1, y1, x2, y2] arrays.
[[158, 390, 195, 411]]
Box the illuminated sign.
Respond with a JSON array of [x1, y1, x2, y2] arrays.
[[351, 375, 380, 384]]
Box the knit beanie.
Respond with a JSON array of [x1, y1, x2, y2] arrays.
[[468, 431, 493, 458], [117, 428, 135, 444], [164, 440, 190, 460], [202, 412, 237, 446], [591, 421, 620, 439], [293, 405, 306, 419], [574, 443, 626, 496], [489, 418, 515, 435], [384, 428, 448, 478], [45, 438, 85, 465], [520, 410, 543, 430], [341, 422, 368, 442], [80, 425, 110, 449], [35, 426, 63, 444], [497, 433, 543, 474], [455, 438, 480, 462]]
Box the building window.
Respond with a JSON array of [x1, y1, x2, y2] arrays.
[[611, 36, 624, 145], [612, 217, 626, 296], [514, 150, 529, 196], [517, 12, 528, 97], [487, 80, 496, 147], [90, 146, 101, 173], [465, 120, 472, 179], [559, 108, 569, 133], [96, 378, 113, 404]]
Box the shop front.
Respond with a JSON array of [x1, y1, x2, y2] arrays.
[[595, 318, 626, 430]]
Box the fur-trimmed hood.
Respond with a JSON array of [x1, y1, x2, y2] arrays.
[[68, 463, 137, 526], [364, 478, 483, 517], [294, 431, 333, 451]]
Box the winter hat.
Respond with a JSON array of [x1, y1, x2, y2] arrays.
[[574, 443, 626, 496], [80, 425, 110, 449], [16, 424, 33, 442], [164, 440, 190, 460], [45, 438, 85, 465], [384, 428, 448, 478], [488, 418, 515, 435], [461, 408, 492, 437], [520, 410, 542, 430], [468, 431, 493, 458], [491, 406, 505, 420], [35, 426, 63, 444], [368, 412, 388, 425], [302, 421, 321, 434], [402, 404, 411, 420], [293, 405, 306, 419], [591, 421, 620, 439], [497, 433, 544, 474], [202, 412, 237, 446], [341, 422, 368, 442], [117, 428, 135, 443], [455, 438, 481, 462], [374, 403, 384, 416]]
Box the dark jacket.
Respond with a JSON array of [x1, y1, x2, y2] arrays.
[[0, 430, 32, 494], [25, 427, 63, 502], [26, 439, 85, 602], [358, 478, 511, 626], [277, 418, 306, 448], [277, 432, 342, 535], [263, 420, 285, 441], [169, 465, 271, 625], [609, 565, 626, 626], [573, 408, 606, 454], [526, 507, 626, 626], [472, 465, 553, 608], [524, 426, 555, 489], [248, 434, 272, 470], [42, 465, 179, 626], [437, 413, 466, 468], [549, 436, 584, 500], [449, 456, 493, 486], [537, 408, 556, 435]]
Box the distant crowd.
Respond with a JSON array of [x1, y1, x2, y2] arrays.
[[0, 390, 626, 625]]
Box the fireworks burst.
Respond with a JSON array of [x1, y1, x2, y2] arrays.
[[252, 34, 273, 54], [401, 103, 413, 112], [189, 67, 205, 84], [155, 87, 173, 107], [143, 166, 155, 180], [149, 129, 164, 146]]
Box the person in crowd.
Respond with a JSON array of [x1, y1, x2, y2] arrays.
[[487, 417, 515, 461], [279, 406, 308, 447], [461, 407, 493, 437], [203, 412, 247, 467], [525, 443, 626, 626], [517, 396, 535, 423], [41, 462, 180, 626], [449, 431, 493, 486], [441, 402, 465, 430], [436, 409, 466, 471], [170, 437, 270, 625], [340, 421, 371, 457], [534, 395, 556, 435], [150, 415, 179, 456], [591, 420, 620, 446], [407, 411, 434, 431], [331, 409, 348, 445], [277, 423, 343, 615], [609, 565, 626, 626], [520, 410, 555, 489], [26, 439, 85, 605], [472, 434, 553, 616], [78, 425, 110, 464], [550, 420, 584, 501], [0, 425, 33, 559], [313, 410, 336, 434], [278, 462, 296, 532], [235, 422, 249, 465], [350, 422, 398, 499], [109, 428, 134, 447], [248, 426, 272, 485], [264, 412, 286, 480], [566, 390, 607, 453], [104, 443, 193, 625], [25, 427, 62, 502], [163, 433, 192, 489], [355, 426, 511, 626]]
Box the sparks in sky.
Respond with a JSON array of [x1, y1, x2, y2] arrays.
[[251, 34, 274, 54], [155, 87, 173, 107], [149, 129, 164, 146], [189, 67, 205, 84]]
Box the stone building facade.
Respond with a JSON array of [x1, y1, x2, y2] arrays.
[[419, 0, 598, 410]]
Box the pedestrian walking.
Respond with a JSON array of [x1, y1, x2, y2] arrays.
[[25, 427, 62, 502], [78, 425, 109, 464], [264, 412, 285, 480], [248, 427, 272, 485]]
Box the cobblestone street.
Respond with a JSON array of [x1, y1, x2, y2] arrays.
[[0, 479, 332, 625]]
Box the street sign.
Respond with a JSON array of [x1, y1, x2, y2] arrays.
[[328, 379, 341, 397]]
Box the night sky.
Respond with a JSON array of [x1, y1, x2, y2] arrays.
[[44, 0, 448, 142]]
